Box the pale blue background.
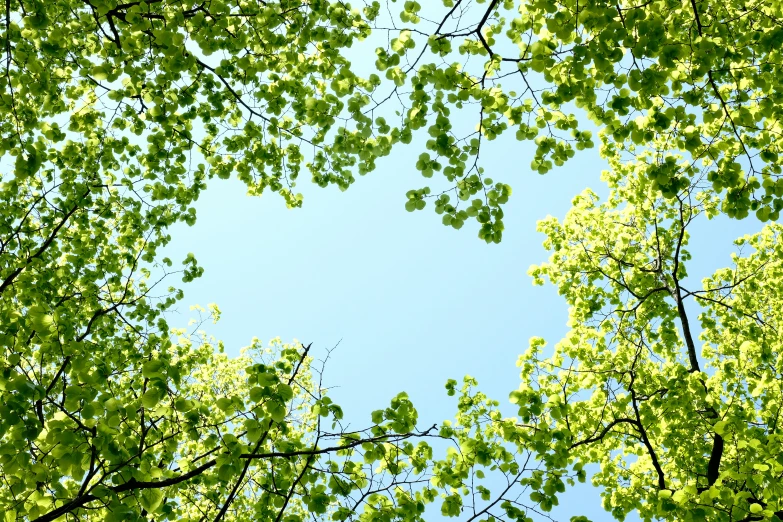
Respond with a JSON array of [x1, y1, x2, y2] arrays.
[[160, 9, 755, 514], [159, 107, 753, 520]]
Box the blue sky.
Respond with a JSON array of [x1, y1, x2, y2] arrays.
[[160, 128, 613, 519], [159, 114, 755, 519], [160, 132, 589, 413], [133, 0, 769, 516]]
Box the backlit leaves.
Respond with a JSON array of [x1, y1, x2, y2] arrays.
[[3, 0, 783, 521], [517, 165, 783, 521]]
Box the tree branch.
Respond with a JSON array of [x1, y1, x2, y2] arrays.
[[0, 190, 89, 296]]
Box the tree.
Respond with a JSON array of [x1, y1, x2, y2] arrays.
[[0, 1, 549, 519], [519, 155, 783, 521], [2, 0, 782, 520], [397, 0, 783, 230], [4, 0, 780, 244]]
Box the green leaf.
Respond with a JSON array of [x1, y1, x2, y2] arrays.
[[142, 360, 165, 378], [81, 402, 96, 419], [174, 398, 194, 412], [266, 400, 287, 423], [140, 489, 164, 513], [142, 389, 164, 409], [276, 383, 293, 402], [217, 464, 235, 481]]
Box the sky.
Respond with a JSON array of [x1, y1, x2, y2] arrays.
[[158, 106, 756, 521], [0, 2, 763, 520], [159, 127, 610, 519], [155, 6, 757, 518]]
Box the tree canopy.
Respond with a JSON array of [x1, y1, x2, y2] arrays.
[[1, 0, 782, 520], [521, 164, 783, 522]]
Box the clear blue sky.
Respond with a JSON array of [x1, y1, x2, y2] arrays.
[[158, 76, 755, 522], [144, 0, 766, 514]]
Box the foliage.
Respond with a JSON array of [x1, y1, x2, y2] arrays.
[[519, 160, 783, 521], [0, 2, 548, 518], [2, 0, 782, 521], [390, 0, 783, 234], [3, 0, 780, 244]]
